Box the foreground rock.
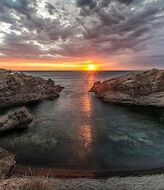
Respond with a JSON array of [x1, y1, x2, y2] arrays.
[[1, 174, 164, 190], [0, 107, 33, 132], [0, 178, 52, 190], [90, 69, 164, 107], [0, 148, 15, 179], [0, 69, 63, 107]]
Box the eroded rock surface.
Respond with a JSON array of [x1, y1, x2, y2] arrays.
[[90, 69, 164, 107], [0, 107, 33, 132], [0, 69, 63, 107], [0, 148, 15, 179], [0, 178, 52, 190]]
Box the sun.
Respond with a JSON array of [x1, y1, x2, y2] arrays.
[[88, 64, 96, 71]]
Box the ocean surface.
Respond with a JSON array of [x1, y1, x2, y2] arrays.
[[1, 71, 164, 174]]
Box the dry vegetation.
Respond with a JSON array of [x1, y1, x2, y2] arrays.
[[21, 178, 53, 190]]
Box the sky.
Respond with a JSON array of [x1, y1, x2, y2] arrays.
[[0, 0, 164, 70]]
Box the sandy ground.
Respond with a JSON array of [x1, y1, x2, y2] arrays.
[[1, 174, 164, 190], [51, 175, 164, 190]]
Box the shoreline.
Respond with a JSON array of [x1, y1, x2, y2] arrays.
[[15, 165, 164, 178], [2, 174, 164, 190]]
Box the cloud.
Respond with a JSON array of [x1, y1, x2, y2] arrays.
[[0, 0, 164, 68]]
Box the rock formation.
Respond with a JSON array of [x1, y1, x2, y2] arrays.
[[0, 178, 52, 190], [0, 69, 63, 107], [90, 69, 164, 107], [0, 147, 15, 179], [0, 107, 33, 132]]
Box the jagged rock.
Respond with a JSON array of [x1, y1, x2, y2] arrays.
[[0, 70, 63, 107], [0, 107, 33, 132], [0, 147, 15, 179], [90, 69, 164, 107]]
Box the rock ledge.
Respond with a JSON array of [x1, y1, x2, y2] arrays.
[[0, 69, 63, 107], [90, 69, 164, 107]]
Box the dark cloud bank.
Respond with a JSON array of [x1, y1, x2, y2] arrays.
[[0, 0, 164, 68]]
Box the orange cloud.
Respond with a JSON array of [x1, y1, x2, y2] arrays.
[[0, 57, 122, 71], [0, 57, 88, 70]]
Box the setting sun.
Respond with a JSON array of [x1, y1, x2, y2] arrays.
[[88, 64, 97, 71]]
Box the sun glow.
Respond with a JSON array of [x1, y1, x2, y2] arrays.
[[88, 64, 97, 71]]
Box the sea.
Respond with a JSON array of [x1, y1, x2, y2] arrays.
[[1, 71, 164, 175]]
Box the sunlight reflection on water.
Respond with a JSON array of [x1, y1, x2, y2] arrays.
[[78, 125, 93, 158], [77, 72, 95, 159]]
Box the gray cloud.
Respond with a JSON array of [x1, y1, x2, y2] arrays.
[[0, 0, 164, 68], [74, 0, 164, 57]]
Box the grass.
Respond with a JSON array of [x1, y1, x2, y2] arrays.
[[19, 178, 53, 190]]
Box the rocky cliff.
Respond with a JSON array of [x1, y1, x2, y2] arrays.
[[90, 69, 164, 107], [0, 69, 63, 107], [0, 107, 33, 132]]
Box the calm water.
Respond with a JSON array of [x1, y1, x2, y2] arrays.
[[1, 71, 164, 173]]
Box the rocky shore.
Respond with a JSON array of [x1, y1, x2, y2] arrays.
[[90, 69, 164, 107], [0, 107, 33, 132], [1, 174, 164, 190], [0, 69, 63, 107], [0, 147, 15, 179], [0, 69, 63, 189]]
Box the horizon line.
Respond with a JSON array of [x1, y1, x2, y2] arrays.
[[15, 69, 145, 72]]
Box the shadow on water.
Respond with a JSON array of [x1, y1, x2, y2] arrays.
[[102, 102, 164, 125], [1, 71, 164, 176], [0, 128, 29, 137]]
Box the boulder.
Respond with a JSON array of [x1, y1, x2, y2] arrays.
[[0, 107, 33, 132], [0, 70, 63, 107], [0, 147, 15, 179], [90, 69, 164, 107]]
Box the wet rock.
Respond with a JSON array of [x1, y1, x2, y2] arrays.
[[0, 107, 33, 132], [0, 69, 63, 107], [90, 69, 164, 107], [0, 147, 15, 179]]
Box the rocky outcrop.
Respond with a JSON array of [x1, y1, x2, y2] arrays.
[[0, 107, 33, 132], [0, 69, 63, 107], [0, 147, 15, 179], [90, 69, 164, 107]]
